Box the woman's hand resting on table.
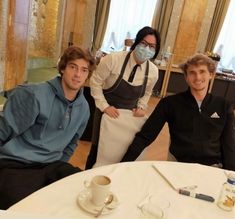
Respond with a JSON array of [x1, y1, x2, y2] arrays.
[[104, 106, 120, 118], [132, 108, 146, 117]]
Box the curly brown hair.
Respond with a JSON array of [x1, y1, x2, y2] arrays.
[[57, 46, 96, 78], [179, 53, 216, 75]]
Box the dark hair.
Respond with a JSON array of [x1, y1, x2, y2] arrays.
[[130, 26, 161, 60], [57, 46, 96, 78], [179, 53, 216, 75]]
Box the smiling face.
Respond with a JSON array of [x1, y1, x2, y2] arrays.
[[61, 58, 89, 100], [185, 64, 213, 94]]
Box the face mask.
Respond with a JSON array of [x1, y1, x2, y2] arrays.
[[134, 44, 155, 62]]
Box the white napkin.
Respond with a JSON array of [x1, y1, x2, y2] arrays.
[[137, 193, 150, 209], [152, 162, 200, 190]]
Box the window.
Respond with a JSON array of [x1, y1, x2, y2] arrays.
[[101, 0, 157, 53], [214, 0, 235, 72]]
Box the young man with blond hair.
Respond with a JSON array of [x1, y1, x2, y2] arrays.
[[122, 53, 235, 171]]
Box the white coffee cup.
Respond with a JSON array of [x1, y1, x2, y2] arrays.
[[84, 175, 111, 206]]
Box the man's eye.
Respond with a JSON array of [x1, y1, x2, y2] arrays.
[[69, 64, 75, 69]]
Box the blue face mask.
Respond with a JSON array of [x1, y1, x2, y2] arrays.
[[134, 44, 155, 62]]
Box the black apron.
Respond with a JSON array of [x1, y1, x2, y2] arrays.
[[85, 52, 149, 169]]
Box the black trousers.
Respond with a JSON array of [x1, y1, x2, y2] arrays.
[[85, 108, 103, 169], [85, 143, 98, 169], [0, 159, 81, 209]]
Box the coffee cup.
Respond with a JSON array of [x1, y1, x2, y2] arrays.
[[84, 175, 111, 206]]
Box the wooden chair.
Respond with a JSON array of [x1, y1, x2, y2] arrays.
[[123, 39, 134, 51], [159, 53, 174, 98]]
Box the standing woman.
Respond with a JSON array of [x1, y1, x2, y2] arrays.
[[86, 26, 161, 169]]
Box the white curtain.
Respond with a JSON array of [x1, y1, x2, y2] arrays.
[[214, 0, 235, 71], [101, 0, 157, 53]]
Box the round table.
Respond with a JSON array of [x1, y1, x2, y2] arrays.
[[8, 161, 234, 219]]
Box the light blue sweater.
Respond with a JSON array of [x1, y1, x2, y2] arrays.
[[0, 76, 90, 163]]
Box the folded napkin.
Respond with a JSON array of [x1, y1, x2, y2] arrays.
[[137, 193, 150, 209], [152, 162, 200, 190]]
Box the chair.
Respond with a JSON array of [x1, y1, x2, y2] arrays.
[[159, 53, 174, 98], [123, 39, 134, 51]]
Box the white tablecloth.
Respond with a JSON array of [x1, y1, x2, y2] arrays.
[[8, 161, 234, 219]]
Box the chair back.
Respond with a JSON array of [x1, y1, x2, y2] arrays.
[[123, 39, 134, 51]]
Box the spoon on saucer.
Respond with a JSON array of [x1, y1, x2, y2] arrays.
[[95, 194, 114, 217]]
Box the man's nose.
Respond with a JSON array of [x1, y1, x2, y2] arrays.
[[74, 68, 82, 76], [195, 73, 201, 79]]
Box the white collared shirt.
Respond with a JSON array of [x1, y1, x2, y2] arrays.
[[90, 51, 159, 111]]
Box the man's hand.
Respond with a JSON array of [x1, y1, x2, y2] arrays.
[[132, 108, 145, 117], [103, 106, 120, 118]]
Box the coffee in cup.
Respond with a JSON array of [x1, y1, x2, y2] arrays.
[[84, 175, 111, 206]]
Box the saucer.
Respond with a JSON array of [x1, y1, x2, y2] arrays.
[[77, 189, 119, 215]]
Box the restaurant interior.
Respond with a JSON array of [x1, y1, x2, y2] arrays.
[[0, 1, 235, 218], [0, 0, 234, 170]]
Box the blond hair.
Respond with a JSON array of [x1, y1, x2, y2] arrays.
[[179, 53, 216, 75]]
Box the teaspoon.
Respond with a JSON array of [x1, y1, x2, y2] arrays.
[[95, 194, 114, 217]]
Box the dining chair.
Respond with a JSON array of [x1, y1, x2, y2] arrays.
[[123, 39, 134, 51]]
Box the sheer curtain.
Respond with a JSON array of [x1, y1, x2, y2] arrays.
[[92, 0, 111, 54], [101, 0, 157, 53], [214, 0, 235, 72], [151, 0, 175, 51]]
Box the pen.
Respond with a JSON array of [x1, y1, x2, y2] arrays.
[[178, 189, 215, 202]]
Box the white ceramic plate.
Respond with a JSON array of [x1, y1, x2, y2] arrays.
[[77, 189, 119, 215]]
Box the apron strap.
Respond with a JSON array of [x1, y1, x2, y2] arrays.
[[103, 51, 150, 100], [104, 52, 131, 94], [139, 61, 149, 98]]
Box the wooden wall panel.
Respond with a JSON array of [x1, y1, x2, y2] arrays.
[[62, 0, 77, 51], [62, 0, 96, 52], [4, 0, 30, 90], [73, 1, 87, 46], [173, 0, 208, 64]]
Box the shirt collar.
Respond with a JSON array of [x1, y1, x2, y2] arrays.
[[130, 52, 146, 70]]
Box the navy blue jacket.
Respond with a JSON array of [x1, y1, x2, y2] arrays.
[[122, 89, 235, 171]]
